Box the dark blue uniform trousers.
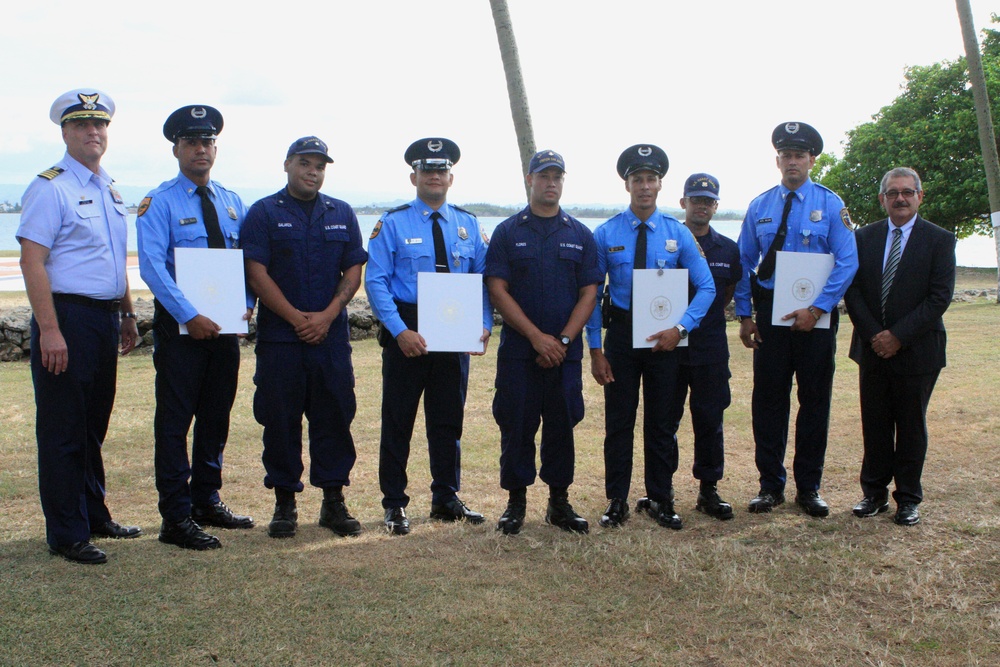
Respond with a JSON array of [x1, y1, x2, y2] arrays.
[[666, 361, 730, 482], [31, 302, 118, 548], [378, 338, 465, 508], [602, 320, 679, 502], [752, 300, 837, 494], [152, 333, 239, 522], [493, 358, 583, 491], [253, 341, 357, 492]]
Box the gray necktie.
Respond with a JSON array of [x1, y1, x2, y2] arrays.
[[880, 227, 902, 319]]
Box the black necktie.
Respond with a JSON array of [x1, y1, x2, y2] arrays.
[[196, 185, 226, 249], [756, 190, 795, 280], [633, 222, 647, 270], [430, 211, 450, 273]]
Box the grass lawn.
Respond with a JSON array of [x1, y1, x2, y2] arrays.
[[0, 278, 998, 665]]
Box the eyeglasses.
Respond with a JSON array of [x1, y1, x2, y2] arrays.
[[883, 189, 919, 200]]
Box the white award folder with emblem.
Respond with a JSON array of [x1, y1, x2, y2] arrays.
[[631, 268, 689, 348], [174, 247, 249, 335], [417, 272, 484, 353], [771, 251, 834, 329]]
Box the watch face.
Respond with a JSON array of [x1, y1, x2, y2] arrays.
[[560, 336, 571, 345]]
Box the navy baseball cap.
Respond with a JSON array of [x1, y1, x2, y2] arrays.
[[772, 121, 823, 156], [163, 105, 224, 143], [528, 149, 565, 173], [50, 89, 114, 125], [616, 144, 668, 179], [287, 136, 333, 162], [683, 173, 720, 200], [405, 137, 460, 170]]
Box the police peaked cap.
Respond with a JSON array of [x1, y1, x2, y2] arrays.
[[163, 105, 224, 142], [616, 144, 669, 179], [771, 122, 823, 156], [405, 138, 460, 170]]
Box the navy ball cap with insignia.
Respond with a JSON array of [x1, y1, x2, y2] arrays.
[[528, 149, 566, 173], [684, 173, 720, 200], [163, 105, 224, 143], [50, 88, 115, 125], [405, 137, 460, 170], [771, 122, 823, 156], [616, 144, 668, 179], [287, 136, 333, 163]]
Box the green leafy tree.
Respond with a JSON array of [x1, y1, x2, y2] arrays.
[[817, 18, 1000, 238]]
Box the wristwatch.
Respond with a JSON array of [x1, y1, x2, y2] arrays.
[[560, 335, 571, 346], [121, 312, 137, 320], [738, 315, 753, 322], [674, 324, 688, 340]]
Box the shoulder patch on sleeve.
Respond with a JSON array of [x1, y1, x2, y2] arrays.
[[37, 166, 64, 180], [386, 203, 411, 214], [369, 218, 384, 240], [840, 207, 854, 230], [137, 197, 152, 217], [480, 227, 490, 245]]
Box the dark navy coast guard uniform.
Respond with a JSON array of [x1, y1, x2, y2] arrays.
[[18, 151, 129, 550], [735, 177, 858, 494], [137, 173, 251, 522], [585, 209, 715, 502], [241, 189, 367, 493], [667, 227, 741, 483], [364, 198, 491, 508], [486, 207, 602, 491]]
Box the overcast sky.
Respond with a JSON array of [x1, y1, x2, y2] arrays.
[[1, 0, 997, 212]]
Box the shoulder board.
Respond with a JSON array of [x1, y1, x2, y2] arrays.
[[37, 166, 65, 180], [387, 203, 411, 214], [451, 204, 477, 217]]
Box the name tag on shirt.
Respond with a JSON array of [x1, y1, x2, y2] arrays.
[[608, 245, 625, 253], [179, 217, 198, 226], [405, 238, 423, 245]]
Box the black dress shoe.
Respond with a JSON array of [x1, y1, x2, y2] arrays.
[[159, 518, 221, 550], [91, 520, 143, 539], [599, 498, 630, 528], [497, 500, 526, 535], [894, 502, 920, 526], [852, 495, 889, 518], [320, 498, 362, 536], [748, 490, 785, 514], [192, 501, 254, 529], [545, 496, 589, 534], [696, 483, 734, 521], [49, 541, 107, 565], [430, 498, 486, 524], [795, 491, 830, 517], [384, 507, 410, 536], [636, 497, 682, 530]]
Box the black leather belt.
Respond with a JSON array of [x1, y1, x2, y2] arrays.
[[53, 293, 122, 312]]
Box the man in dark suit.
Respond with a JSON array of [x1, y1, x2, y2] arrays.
[[844, 167, 955, 526]]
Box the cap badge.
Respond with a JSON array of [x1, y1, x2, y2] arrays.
[[638, 146, 652, 157], [191, 107, 207, 119], [428, 140, 443, 152], [78, 93, 99, 110], [785, 122, 800, 134]]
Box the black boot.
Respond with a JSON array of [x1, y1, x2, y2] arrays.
[[268, 488, 298, 538], [696, 481, 734, 520], [545, 486, 589, 534], [497, 488, 527, 535], [319, 487, 362, 537]]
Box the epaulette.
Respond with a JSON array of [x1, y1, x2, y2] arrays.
[[386, 203, 411, 214], [452, 204, 478, 217], [37, 166, 65, 180]]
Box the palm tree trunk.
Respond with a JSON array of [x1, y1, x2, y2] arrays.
[[490, 0, 535, 200]]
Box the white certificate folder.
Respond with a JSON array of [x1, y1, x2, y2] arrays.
[[417, 272, 485, 353], [631, 268, 688, 348], [173, 247, 249, 335], [771, 251, 834, 329]]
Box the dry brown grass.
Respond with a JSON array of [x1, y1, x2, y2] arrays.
[[0, 279, 998, 666]]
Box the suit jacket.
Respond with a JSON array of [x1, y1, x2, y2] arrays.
[[844, 215, 956, 375]]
